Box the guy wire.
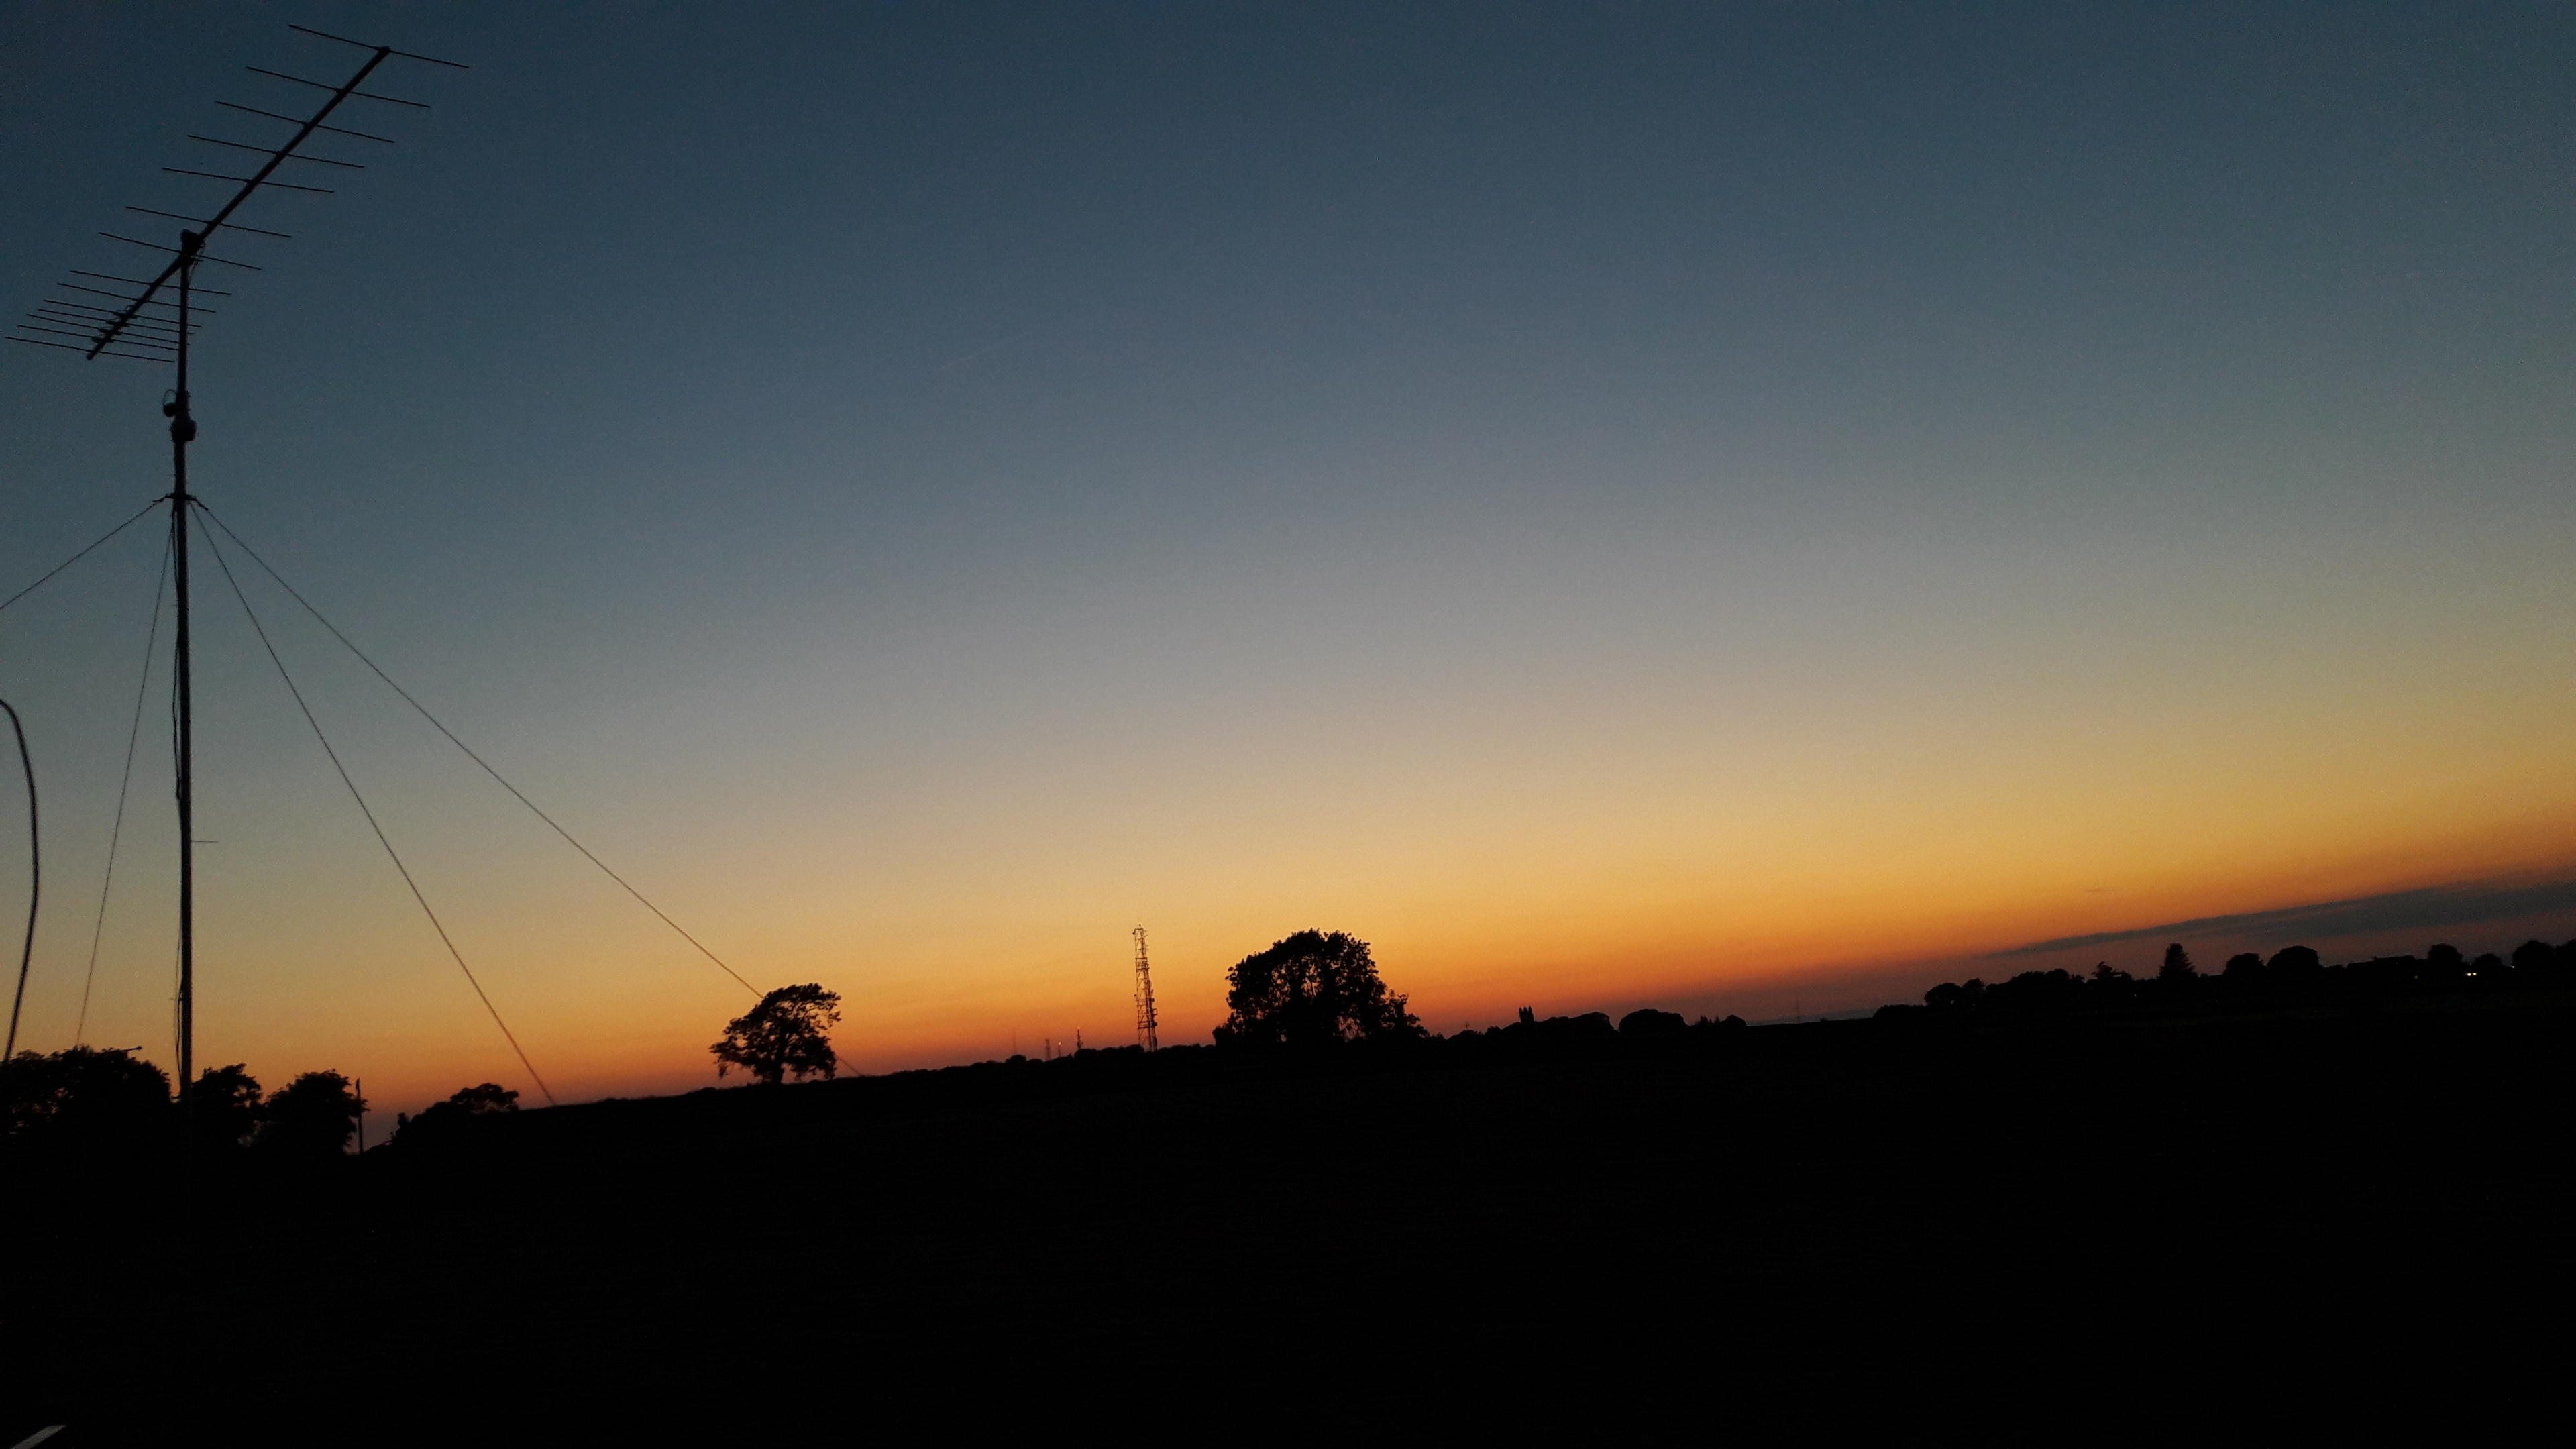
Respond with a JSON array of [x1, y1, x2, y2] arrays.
[[193, 509, 556, 1104], [76, 534, 172, 1044], [193, 503, 764, 998], [0, 498, 163, 621]]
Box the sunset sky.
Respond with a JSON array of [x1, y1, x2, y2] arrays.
[[2, 3, 2571, 1116]]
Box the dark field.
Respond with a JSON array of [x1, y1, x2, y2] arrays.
[[9, 994, 2568, 1442]]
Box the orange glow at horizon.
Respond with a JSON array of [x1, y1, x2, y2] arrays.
[[68, 669, 2575, 1119], [6, 486, 2573, 1122]]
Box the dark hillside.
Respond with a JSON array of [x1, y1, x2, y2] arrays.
[[7, 991, 2568, 1442]]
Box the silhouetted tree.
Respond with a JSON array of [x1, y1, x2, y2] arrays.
[[186, 1064, 263, 1151], [2222, 953, 2263, 979], [2159, 943, 2197, 981], [1218, 930, 1420, 1049], [712, 984, 842, 1084], [257, 1071, 364, 1157], [2469, 952, 2505, 978], [1, 1046, 170, 1146], [2511, 939, 2556, 979]]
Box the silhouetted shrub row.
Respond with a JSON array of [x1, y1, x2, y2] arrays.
[[388, 1081, 521, 1146], [1431, 1004, 1746, 1055], [1884, 938, 2576, 1022]]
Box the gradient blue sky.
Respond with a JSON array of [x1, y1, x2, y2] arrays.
[[3, 3, 2570, 1112]]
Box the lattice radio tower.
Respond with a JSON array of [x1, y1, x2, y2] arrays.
[[1132, 924, 1159, 1051]]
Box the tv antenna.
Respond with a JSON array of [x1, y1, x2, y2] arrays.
[[1132, 924, 1159, 1051], [9, 24, 470, 1121]]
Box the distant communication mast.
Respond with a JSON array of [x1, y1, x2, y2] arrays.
[[1132, 925, 1159, 1051]]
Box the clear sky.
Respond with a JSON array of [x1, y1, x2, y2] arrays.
[[3, 3, 2571, 1116]]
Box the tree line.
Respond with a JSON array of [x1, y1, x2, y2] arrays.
[[0, 1042, 535, 1162], [0, 1050, 367, 1161], [1892, 936, 2576, 1020], [7, 928, 2569, 1158], [0, 977, 844, 1161]]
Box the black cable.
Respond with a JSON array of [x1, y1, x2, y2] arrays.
[[1, 698, 38, 1060], [77, 537, 172, 1045], [193, 512, 557, 1104], [0, 498, 162, 621], [192, 503, 765, 998]]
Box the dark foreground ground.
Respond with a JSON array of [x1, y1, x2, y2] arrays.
[[7, 993, 2569, 1442]]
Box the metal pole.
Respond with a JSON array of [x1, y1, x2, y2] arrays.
[[168, 231, 199, 1114]]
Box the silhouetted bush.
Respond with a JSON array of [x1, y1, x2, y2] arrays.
[[392, 1081, 521, 1149], [1619, 1008, 1688, 1038], [1989, 969, 2088, 1012], [1506, 1011, 1615, 1047], [187, 1063, 264, 1152], [2267, 945, 2324, 981], [257, 1070, 366, 1158]]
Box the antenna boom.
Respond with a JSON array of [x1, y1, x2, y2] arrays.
[[82, 45, 392, 355]]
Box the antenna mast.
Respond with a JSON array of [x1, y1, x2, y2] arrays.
[[1132, 925, 1159, 1052], [11, 24, 466, 1124]]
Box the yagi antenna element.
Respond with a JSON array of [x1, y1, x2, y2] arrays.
[[11, 25, 464, 363]]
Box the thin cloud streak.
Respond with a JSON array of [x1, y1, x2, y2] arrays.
[[932, 329, 1035, 374], [1996, 879, 2576, 959]]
